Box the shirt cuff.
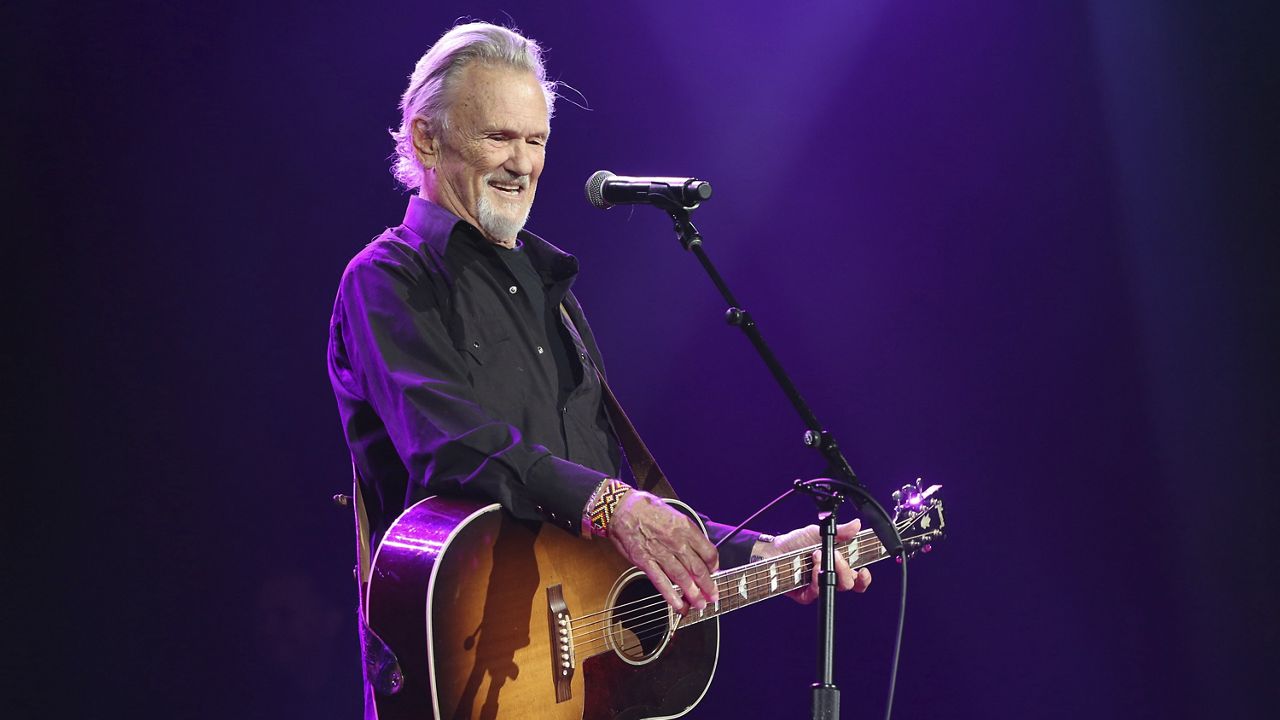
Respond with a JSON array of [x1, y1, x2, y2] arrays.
[[702, 520, 762, 569], [524, 454, 609, 535]]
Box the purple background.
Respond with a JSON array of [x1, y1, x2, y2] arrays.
[[11, 1, 1277, 718]]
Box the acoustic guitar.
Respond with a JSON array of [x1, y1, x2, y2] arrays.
[[365, 481, 945, 720]]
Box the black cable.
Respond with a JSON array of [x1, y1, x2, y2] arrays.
[[712, 485, 798, 549], [884, 552, 907, 720]]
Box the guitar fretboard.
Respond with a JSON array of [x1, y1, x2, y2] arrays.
[[571, 494, 941, 664], [679, 528, 889, 627]]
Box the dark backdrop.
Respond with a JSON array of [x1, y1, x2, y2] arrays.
[[10, 1, 1277, 718]]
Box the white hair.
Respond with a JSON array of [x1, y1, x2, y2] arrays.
[[390, 22, 557, 191]]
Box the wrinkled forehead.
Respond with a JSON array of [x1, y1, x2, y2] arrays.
[[450, 62, 550, 134]]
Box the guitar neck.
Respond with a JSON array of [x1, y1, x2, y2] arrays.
[[680, 528, 891, 626]]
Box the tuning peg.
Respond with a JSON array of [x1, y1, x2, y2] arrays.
[[921, 544, 932, 554]]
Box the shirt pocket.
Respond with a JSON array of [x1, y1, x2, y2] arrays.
[[453, 333, 529, 416], [456, 334, 506, 366]]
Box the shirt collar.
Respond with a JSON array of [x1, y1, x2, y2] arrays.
[[401, 195, 464, 256], [400, 195, 580, 282]]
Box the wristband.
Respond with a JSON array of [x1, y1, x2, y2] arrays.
[[583, 477, 631, 538]]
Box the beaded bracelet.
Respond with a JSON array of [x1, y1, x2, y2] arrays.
[[583, 478, 631, 538]]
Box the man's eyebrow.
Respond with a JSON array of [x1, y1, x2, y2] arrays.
[[481, 125, 547, 136]]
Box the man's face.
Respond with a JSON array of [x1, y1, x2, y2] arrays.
[[420, 63, 549, 246]]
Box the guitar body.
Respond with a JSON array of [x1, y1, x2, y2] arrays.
[[366, 496, 719, 720]]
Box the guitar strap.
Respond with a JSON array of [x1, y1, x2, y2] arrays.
[[351, 464, 405, 699], [558, 302, 678, 501], [353, 472, 372, 584], [595, 369, 679, 500]]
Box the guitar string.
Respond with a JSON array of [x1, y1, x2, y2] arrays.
[[566, 515, 932, 659], [569, 545, 860, 638], [568, 528, 890, 630], [568, 543, 874, 639], [570, 547, 895, 659], [575, 615, 690, 660], [569, 561, 843, 656], [572, 569, 878, 661], [568, 537, 889, 640], [576, 543, 885, 655], [569, 543, 892, 655], [571, 593, 779, 659], [568, 530, 893, 635]]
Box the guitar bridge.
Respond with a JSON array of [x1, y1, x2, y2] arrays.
[[546, 584, 576, 702]]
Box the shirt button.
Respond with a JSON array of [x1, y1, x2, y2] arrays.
[[508, 285, 519, 294], [536, 346, 545, 355]]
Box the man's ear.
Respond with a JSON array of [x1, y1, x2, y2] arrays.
[[412, 118, 440, 170]]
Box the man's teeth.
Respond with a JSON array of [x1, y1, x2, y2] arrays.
[[490, 182, 522, 193]]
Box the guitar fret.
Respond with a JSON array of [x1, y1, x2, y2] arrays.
[[683, 530, 893, 627]]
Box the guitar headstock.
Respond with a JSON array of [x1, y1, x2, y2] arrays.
[[892, 478, 946, 558]]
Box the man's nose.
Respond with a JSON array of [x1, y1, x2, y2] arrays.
[[505, 140, 535, 177]]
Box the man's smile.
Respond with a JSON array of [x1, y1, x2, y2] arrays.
[[487, 178, 528, 198]]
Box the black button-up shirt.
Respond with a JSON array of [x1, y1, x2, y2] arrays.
[[328, 197, 619, 544], [328, 197, 759, 565]]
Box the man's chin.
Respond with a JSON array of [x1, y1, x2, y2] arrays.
[[479, 212, 529, 244], [476, 193, 532, 243]]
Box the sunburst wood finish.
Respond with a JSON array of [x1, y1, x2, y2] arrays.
[[366, 496, 719, 720], [365, 484, 945, 720]]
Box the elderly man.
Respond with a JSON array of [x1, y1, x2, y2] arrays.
[[328, 21, 870, 715]]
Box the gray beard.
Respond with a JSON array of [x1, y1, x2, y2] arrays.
[[476, 189, 531, 245]]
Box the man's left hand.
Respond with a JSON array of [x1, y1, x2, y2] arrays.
[[754, 518, 873, 604]]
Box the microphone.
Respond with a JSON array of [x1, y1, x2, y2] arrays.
[[585, 171, 713, 210]]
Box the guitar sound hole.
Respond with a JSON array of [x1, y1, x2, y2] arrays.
[[607, 571, 673, 664]]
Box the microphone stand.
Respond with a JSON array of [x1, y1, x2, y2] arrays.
[[661, 204, 904, 720]]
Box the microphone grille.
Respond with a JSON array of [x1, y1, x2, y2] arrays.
[[585, 170, 615, 209]]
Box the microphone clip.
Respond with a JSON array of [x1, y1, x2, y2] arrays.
[[666, 205, 703, 252]]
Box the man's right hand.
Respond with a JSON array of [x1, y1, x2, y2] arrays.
[[606, 490, 720, 613]]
